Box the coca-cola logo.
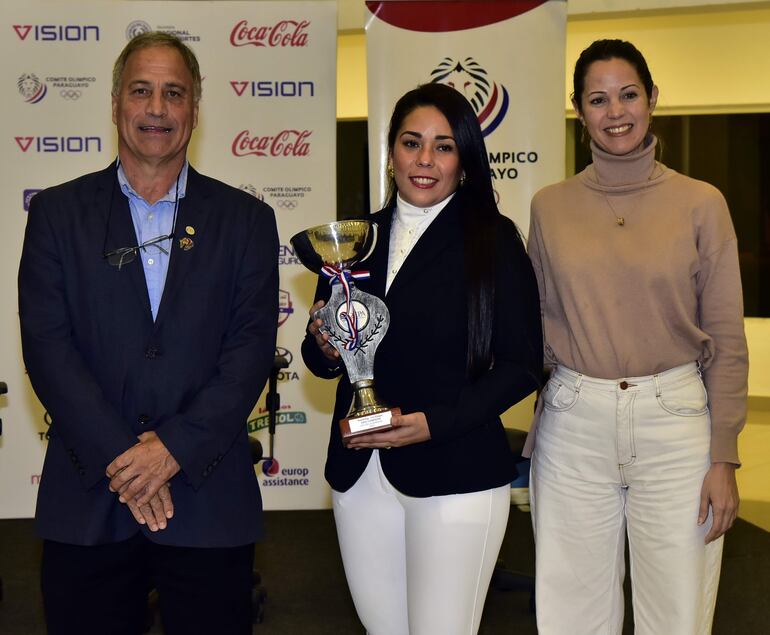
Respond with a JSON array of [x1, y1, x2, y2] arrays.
[[232, 130, 312, 158], [230, 19, 309, 48]]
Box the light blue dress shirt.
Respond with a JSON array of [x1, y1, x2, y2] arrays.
[[117, 161, 188, 321]]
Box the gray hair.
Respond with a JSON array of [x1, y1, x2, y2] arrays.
[[112, 31, 201, 102]]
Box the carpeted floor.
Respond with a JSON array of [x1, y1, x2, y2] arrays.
[[0, 508, 768, 634]]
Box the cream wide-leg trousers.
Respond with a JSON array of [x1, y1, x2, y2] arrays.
[[531, 362, 723, 635], [332, 450, 509, 635]]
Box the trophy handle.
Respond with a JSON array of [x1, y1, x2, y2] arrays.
[[358, 222, 378, 265]]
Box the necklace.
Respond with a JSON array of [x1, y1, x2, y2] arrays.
[[602, 194, 625, 227]]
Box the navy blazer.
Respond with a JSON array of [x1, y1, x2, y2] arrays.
[[302, 191, 543, 497], [18, 163, 278, 547]]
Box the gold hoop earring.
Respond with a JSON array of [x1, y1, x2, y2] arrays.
[[387, 162, 394, 179]]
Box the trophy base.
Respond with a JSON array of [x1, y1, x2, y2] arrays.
[[340, 407, 401, 439]]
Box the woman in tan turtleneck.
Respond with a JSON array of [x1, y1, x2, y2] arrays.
[[527, 40, 748, 635]]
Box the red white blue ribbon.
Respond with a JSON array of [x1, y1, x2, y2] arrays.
[[321, 266, 370, 350]]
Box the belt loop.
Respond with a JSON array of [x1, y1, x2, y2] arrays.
[[653, 373, 662, 398], [574, 374, 583, 393]]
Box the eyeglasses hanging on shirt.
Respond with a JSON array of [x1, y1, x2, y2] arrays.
[[102, 165, 181, 270]]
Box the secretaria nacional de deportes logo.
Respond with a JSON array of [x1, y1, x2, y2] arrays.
[[430, 57, 509, 137]]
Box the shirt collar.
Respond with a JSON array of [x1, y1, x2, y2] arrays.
[[116, 158, 189, 204]]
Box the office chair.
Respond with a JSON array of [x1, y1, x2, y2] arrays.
[[490, 426, 536, 613]]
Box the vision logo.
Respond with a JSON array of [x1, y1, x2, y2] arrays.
[[430, 57, 509, 137], [17, 73, 47, 103], [13, 24, 100, 42], [230, 80, 315, 98], [15, 136, 102, 153]]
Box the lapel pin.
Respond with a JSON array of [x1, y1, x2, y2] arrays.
[[185, 225, 195, 235], [179, 236, 194, 251]]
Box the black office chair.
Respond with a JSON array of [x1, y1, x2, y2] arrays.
[[490, 427, 536, 613]]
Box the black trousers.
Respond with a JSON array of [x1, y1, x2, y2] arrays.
[[41, 532, 254, 635]]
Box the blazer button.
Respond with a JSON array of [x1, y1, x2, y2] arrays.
[[145, 346, 159, 359], [138, 414, 151, 425], [620, 381, 629, 390]]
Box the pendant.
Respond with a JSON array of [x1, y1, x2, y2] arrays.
[[617, 217, 625, 226]]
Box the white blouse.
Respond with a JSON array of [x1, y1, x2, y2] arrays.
[[385, 192, 455, 294]]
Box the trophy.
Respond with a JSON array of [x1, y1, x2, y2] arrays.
[[291, 220, 399, 438]]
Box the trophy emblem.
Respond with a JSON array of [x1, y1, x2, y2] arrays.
[[291, 221, 399, 438]]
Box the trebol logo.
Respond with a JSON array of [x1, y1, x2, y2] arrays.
[[230, 80, 315, 98], [247, 404, 307, 433], [230, 19, 309, 48], [274, 346, 300, 382], [15, 136, 102, 153], [278, 289, 294, 326], [13, 24, 100, 42], [429, 57, 509, 138], [232, 129, 311, 158], [23, 189, 42, 211], [17, 73, 46, 103]]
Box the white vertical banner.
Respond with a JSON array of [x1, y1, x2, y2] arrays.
[[365, 0, 567, 235], [0, 0, 337, 518]]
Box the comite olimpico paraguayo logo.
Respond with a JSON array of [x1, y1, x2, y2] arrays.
[[17, 73, 47, 104], [429, 57, 509, 137]]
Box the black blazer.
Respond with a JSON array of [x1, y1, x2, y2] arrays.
[[302, 191, 543, 497], [18, 163, 278, 547]]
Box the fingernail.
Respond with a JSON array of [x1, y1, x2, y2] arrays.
[[159, 523, 166, 529], [166, 511, 173, 518], [118, 496, 125, 503]]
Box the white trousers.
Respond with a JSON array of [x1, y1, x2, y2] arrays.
[[531, 363, 723, 635], [332, 451, 509, 635]]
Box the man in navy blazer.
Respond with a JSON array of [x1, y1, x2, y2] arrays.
[[18, 32, 278, 634]]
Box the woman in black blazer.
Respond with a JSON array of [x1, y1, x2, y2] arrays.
[[302, 83, 542, 635]]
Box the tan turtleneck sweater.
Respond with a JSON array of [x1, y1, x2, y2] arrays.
[[528, 137, 748, 464]]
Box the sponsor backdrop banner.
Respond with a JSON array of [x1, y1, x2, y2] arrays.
[[0, 1, 337, 518], [365, 0, 567, 235]]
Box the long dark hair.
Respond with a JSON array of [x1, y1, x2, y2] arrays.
[[385, 83, 513, 379]]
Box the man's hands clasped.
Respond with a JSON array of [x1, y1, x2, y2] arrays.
[[106, 431, 180, 532]]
